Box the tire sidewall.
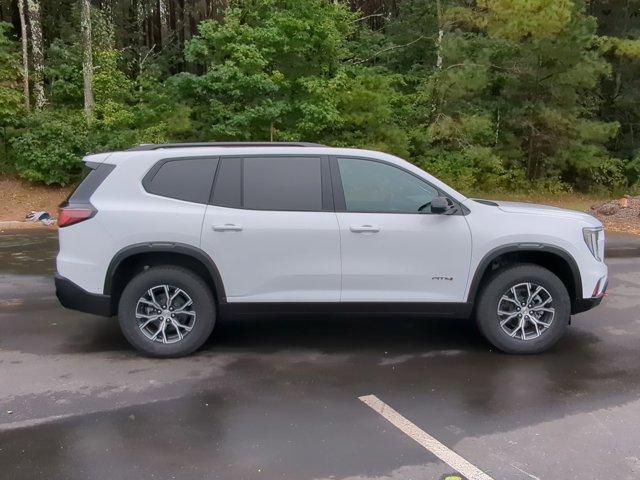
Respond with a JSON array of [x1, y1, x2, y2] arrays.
[[118, 267, 215, 358], [476, 265, 570, 354]]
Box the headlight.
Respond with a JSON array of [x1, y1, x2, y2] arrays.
[[583, 227, 604, 262]]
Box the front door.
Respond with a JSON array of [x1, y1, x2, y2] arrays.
[[333, 157, 472, 303]]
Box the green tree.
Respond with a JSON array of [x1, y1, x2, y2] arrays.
[[591, 0, 640, 166], [0, 22, 24, 159], [174, 0, 356, 141], [412, 0, 620, 191]]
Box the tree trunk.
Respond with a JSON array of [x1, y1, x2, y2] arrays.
[[81, 0, 94, 120], [136, 0, 145, 51], [17, 0, 30, 111], [429, 0, 444, 121], [26, 0, 45, 110], [435, 0, 443, 69], [158, 0, 169, 47], [178, 0, 185, 45], [100, 0, 115, 45]]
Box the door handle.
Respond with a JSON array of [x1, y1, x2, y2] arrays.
[[350, 225, 380, 234], [212, 223, 243, 232]]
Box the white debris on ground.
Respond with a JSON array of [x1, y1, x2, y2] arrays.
[[25, 211, 56, 226]]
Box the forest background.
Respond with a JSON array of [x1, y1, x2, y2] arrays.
[[1, 0, 639, 200]]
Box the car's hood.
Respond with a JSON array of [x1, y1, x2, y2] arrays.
[[471, 199, 602, 227]]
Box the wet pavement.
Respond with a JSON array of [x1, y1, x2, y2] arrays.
[[1, 230, 640, 479]]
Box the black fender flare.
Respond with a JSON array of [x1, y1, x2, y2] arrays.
[[465, 243, 583, 306], [104, 242, 227, 303]]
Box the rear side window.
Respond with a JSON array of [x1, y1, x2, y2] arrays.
[[66, 162, 115, 204], [211, 156, 324, 211], [144, 157, 219, 204]]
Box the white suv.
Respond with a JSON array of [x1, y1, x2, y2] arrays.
[[55, 142, 607, 357]]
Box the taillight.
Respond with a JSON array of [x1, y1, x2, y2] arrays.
[[58, 206, 95, 228]]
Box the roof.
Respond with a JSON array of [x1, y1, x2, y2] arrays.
[[128, 142, 325, 151]]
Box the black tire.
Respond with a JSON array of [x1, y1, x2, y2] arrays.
[[118, 266, 215, 358], [475, 264, 570, 354]]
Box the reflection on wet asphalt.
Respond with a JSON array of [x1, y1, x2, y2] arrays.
[[1, 230, 640, 479], [0, 230, 57, 275]]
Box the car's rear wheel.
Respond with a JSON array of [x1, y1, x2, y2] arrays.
[[475, 264, 570, 354], [118, 266, 215, 358]]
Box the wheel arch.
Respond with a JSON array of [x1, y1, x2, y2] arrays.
[[466, 244, 583, 313], [105, 243, 226, 314]]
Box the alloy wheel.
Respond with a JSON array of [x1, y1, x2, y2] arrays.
[[497, 282, 555, 340], [135, 284, 196, 344]]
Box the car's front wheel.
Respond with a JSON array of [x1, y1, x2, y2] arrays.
[[475, 264, 570, 354], [118, 266, 216, 358]]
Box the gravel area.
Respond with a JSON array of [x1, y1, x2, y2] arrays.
[[591, 196, 640, 235]]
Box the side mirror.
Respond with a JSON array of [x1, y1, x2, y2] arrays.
[[430, 196, 452, 214]]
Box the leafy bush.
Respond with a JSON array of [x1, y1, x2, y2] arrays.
[[9, 111, 89, 185]]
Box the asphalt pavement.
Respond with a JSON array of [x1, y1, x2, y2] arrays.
[[1, 229, 640, 479]]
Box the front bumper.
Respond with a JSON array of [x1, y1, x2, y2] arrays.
[[573, 295, 605, 314], [572, 279, 608, 315], [55, 274, 113, 317]]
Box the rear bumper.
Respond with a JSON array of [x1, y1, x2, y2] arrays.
[[55, 274, 113, 317]]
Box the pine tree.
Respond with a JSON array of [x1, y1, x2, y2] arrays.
[[416, 0, 619, 189]]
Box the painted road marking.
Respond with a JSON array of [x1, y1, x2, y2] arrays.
[[359, 394, 494, 480]]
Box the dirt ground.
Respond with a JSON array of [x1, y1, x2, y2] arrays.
[[0, 176, 73, 226]]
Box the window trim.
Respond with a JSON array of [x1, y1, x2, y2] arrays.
[[209, 154, 332, 213], [329, 155, 468, 215], [141, 155, 221, 205]]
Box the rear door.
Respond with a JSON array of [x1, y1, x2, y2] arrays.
[[332, 156, 472, 303], [201, 155, 341, 303]]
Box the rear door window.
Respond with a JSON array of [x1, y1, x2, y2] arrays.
[[211, 156, 324, 211], [243, 156, 322, 211], [211, 158, 242, 208]]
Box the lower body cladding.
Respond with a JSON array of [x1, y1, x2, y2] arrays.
[[573, 279, 607, 314], [54, 273, 606, 319], [55, 274, 113, 317]]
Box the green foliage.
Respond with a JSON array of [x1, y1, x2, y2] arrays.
[[175, 0, 356, 141], [477, 0, 574, 40], [409, 0, 619, 192], [10, 110, 89, 185], [4, 0, 640, 194], [46, 38, 83, 106], [599, 36, 640, 60], [0, 22, 24, 128], [324, 68, 409, 156]]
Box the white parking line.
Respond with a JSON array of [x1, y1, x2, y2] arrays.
[[359, 394, 494, 480]]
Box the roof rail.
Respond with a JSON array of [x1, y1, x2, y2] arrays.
[[128, 142, 326, 151]]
